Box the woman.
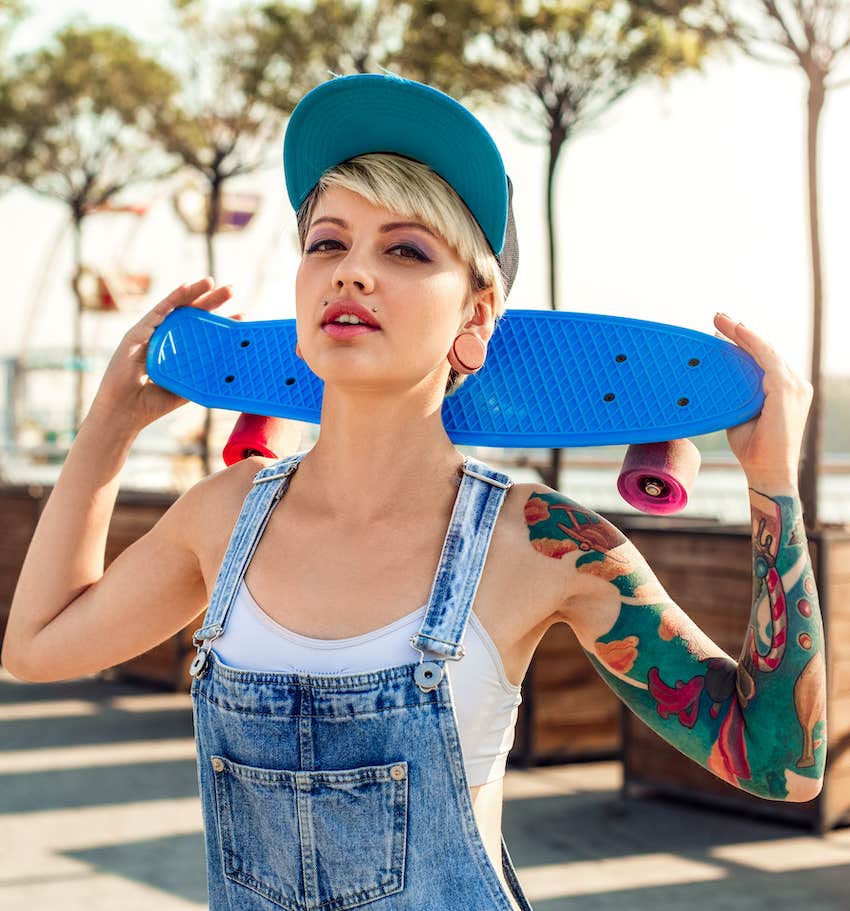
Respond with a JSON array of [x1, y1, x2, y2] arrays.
[[3, 74, 825, 911]]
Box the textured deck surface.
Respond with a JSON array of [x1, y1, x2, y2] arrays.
[[148, 308, 765, 447]]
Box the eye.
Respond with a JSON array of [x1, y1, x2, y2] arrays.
[[306, 238, 342, 253], [388, 244, 429, 262]]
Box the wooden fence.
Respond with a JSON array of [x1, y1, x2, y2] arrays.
[[1, 483, 846, 831]]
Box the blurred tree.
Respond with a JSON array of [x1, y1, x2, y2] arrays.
[[728, 1, 850, 531], [0, 0, 28, 190], [0, 24, 179, 433], [0, 0, 24, 54], [643, 0, 850, 528], [396, 1, 715, 490], [152, 0, 315, 475], [257, 0, 402, 88]]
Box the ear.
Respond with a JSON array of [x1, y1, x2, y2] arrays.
[[460, 285, 496, 336]]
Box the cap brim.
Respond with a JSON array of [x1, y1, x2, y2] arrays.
[[283, 74, 508, 255]]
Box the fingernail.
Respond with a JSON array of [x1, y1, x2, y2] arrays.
[[715, 312, 730, 320]]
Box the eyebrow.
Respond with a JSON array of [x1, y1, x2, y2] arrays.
[[309, 216, 437, 238]]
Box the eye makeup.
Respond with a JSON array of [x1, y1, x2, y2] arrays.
[[388, 243, 431, 261], [304, 236, 433, 262]]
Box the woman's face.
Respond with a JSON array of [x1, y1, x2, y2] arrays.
[[295, 185, 487, 395]]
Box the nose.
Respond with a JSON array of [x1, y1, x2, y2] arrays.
[[331, 244, 374, 294]]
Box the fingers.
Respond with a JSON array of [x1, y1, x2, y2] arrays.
[[192, 283, 234, 312], [145, 277, 233, 326], [713, 312, 777, 367], [713, 312, 813, 400], [152, 277, 214, 316]]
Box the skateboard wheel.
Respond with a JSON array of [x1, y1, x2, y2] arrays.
[[223, 413, 290, 466], [616, 439, 701, 515]]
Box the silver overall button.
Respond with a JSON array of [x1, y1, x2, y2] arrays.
[[390, 765, 406, 781], [414, 661, 443, 691], [189, 650, 209, 677], [211, 757, 225, 772]]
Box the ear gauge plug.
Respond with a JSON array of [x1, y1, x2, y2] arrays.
[[448, 333, 486, 373]]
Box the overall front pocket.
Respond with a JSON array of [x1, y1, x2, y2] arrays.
[[212, 754, 409, 911]]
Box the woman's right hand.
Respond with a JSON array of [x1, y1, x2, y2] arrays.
[[88, 277, 234, 433]]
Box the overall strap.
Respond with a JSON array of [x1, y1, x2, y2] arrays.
[[189, 450, 308, 677], [409, 456, 512, 679]]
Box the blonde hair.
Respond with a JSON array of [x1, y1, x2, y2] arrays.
[[296, 152, 506, 396]]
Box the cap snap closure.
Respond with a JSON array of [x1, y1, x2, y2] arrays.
[[390, 765, 406, 781], [211, 757, 225, 772]]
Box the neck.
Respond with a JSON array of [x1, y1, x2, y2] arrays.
[[294, 382, 465, 525]]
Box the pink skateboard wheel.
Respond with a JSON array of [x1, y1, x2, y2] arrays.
[[223, 413, 288, 466], [617, 439, 701, 515]]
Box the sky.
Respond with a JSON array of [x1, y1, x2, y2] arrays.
[[2, 0, 849, 382]]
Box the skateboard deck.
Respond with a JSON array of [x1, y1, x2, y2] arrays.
[[146, 308, 764, 447]]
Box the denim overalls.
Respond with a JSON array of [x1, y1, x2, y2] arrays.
[[188, 450, 535, 911]]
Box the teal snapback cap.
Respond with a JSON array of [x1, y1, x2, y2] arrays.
[[283, 73, 511, 258]]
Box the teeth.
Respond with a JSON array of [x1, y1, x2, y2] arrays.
[[334, 314, 365, 324]]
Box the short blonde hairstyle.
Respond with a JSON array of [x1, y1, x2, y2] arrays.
[[296, 152, 506, 396]]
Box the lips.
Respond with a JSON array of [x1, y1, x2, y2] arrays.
[[320, 299, 381, 328]]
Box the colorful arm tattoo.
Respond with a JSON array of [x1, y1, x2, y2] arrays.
[[524, 488, 826, 801]]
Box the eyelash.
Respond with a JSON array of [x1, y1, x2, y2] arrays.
[[306, 239, 429, 262]]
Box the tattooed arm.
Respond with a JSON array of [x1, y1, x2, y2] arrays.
[[526, 485, 825, 801], [529, 314, 825, 801]]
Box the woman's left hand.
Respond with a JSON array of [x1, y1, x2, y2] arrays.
[[713, 313, 813, 490]]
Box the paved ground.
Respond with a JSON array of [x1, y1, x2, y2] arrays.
[[1, 666, 846, 911]]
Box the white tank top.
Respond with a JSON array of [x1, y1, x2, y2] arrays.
[[213, 580, 523, 787]]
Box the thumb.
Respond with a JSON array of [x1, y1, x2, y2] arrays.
[[231, 313, 245, 321]]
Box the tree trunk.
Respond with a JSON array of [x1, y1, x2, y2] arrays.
[[200, 179, 221, 476], [544, 136, 564, 491], [798, 70, 826, 531], [70, 216, 86, 436]]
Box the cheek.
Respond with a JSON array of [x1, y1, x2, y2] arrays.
[[427, 267, 469, 301], [294, 258, 310, 293], [294, 259, 323, 316], [413, 272, 469, 327]]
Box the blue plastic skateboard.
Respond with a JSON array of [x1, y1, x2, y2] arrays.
[[147, 307, 764, 513]]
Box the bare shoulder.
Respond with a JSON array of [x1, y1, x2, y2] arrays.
[[177, 455, 279, 578], [495, 480, 595, 626], [502, 480, 669, 630]]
